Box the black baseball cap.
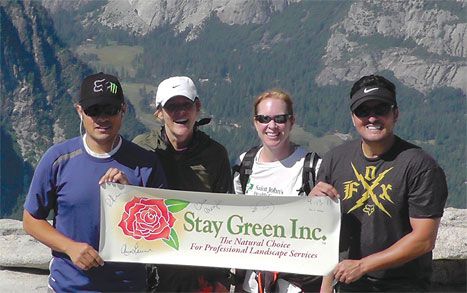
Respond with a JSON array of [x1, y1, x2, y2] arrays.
[[79, 72, 124, 109], [350, 86, 397, 111]]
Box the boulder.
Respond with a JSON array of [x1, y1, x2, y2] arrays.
[[0, 219, 51, 270], [433, 207, 467, 259], [431, 208, 467, 289], [0, 218, 26, 236], [0, 268, 48, 292]]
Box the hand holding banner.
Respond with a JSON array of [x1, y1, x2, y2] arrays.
[[99, 183, 340, 276]]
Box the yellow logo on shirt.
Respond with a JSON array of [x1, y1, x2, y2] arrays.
[[342, 163, 394, 217]]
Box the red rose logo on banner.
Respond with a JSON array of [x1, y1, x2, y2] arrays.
[[118, 197, 189, 250]]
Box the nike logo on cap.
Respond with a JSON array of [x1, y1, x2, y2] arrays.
[[172, 84, 180, 88], [363, 87, 378, 93]]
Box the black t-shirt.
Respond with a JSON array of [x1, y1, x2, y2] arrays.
[[318, 136, 447, 289]]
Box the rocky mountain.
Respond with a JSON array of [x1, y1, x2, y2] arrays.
[[1, 0, 86, 217], [0, 0, 144, 217], [40, 0, 466, 95], [1, 0, 82, 162], [316, 0, 467, 95], [42, 0, 300, 40]]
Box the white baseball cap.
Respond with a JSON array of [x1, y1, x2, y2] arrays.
[[155, 76, 198, 108]]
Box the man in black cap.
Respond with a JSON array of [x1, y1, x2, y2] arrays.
[[312, 75, 448, 292], [23, 72, 166, 292], [77, 72, 126, 151]]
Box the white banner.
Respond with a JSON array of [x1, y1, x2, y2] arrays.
[[99, 183, 340, 276]]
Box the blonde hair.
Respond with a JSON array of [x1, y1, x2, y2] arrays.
[[253, 89, 294, 115]]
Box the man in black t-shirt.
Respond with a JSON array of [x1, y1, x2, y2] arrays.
[[311, 75, 448, 292]]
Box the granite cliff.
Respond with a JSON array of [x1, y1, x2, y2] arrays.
[[42, 0, 300, 40], [316, 0, 466, 95], [40, 0, 466, 94]]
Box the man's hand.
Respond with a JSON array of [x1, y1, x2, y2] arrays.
[[330, 217, 442, 286], [23, 210, 104, 271], [309, 181, 340, 199], [65, 241, 104, 270], [99, 168, 129, 185], [333, 259, 365, 284]]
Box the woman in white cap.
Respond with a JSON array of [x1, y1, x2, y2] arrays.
[[133, 76, 232, 292]]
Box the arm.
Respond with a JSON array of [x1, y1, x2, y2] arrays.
[[23, 210, 104, 270], [320, 275, 334, 293], [333, 217, 441, 284]]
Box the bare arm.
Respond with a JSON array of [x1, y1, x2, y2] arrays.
[[23, 210, 104, 270], [333, 217, 440, 284], [320, 274, 334, 293]]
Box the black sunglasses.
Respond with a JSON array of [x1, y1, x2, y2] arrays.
[[254, 114, 292, 124], [353, 104, 394, 118], [83, 104, 122, 117]]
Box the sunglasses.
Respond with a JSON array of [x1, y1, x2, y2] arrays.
[[254, 114, 292, 124], [353, 104, 394, 118], [83, 104, 122, 117], [163, 101, 195, 112]]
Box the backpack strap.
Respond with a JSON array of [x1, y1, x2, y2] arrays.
[[298, 152, 320, 195], [232, 146, 261, 193]]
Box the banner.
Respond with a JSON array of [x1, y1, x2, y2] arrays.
[[99, 183, 340, 276]]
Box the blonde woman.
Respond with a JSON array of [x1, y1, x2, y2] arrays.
[[233, 89, 322, 293]]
